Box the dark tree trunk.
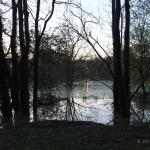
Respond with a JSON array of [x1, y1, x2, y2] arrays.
[[116, 0, 129, 118], [112, 0, 130, 118], [115, 0, 123, 117], [0, 16, 11, 117], [23, 0, 30, 114], [33, 37, 40, 113], [33, 0, 40, 113], [11, 0, 20, 111], [33, 0, 55, 113], [112, 0, 120, 112], [124, 0, 130, 111], [18, 0, 29, 115]]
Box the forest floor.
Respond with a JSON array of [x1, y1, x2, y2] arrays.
[[0, 120, 150, 150]]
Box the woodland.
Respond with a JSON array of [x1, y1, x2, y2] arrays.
[[1, 0, 150, 149], [0, 0, 150, 127]]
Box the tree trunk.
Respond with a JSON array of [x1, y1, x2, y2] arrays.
[[23, 0, 30, 114], [124, 0, 130, 112], [112, 0, 130, 118], [0, 16, 11, 117], [18, 0, 29, 115], [33, 0, 40, 113], [11, 0, 20, 111], [33, 0, 55, 113], [112, 0, 120, 112]]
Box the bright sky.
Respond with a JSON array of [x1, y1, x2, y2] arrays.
[[1, 0, 112, 58], [47, 0, 113, 58]]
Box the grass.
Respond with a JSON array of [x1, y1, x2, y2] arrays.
[[0, 120, 150, 150]]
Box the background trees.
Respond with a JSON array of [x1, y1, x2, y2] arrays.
[[130, 0, 150, 102], [0, 0, 57, 116], [0, 0, 150, 120]]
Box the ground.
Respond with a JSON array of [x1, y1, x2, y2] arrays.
[[0, 120, 150, 150]]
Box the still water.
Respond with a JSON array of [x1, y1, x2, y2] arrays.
[[0, 80, 150, 127]]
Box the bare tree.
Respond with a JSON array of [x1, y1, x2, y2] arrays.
[[33, 0, 56, 113], [63, 3, 113, 79]]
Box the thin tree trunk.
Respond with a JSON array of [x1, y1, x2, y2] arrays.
[[33, 0, 40, 113], [33, 0, 55, 113], [23, 0, 30, 114]]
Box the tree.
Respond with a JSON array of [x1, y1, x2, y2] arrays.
[[11, 0, 20, 111], [18, 0, 30, 115], [33, 0, 56, 113], [112, 0, 130, 117], [124, 0, 130, 110], [63, 2, 113, 79], [112, 0, 120, 113], [63, 1, 130, 117], [0, 16, 11, 116], [130, 0, 150, 102]]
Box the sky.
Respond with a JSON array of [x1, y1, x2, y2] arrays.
[[47, 0, 113, 58], [1, 0, 112, 58]]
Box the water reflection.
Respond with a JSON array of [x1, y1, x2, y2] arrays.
[[33, 97, 113, 124], [0, 80, 150, 127]]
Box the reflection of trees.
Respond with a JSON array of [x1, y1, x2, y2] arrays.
[[33, 97, 103, 123], [0, 110, 30, 127], [65, 98, 78, 121], [34, 98, 78, 121], [35, 104, 59, 121]]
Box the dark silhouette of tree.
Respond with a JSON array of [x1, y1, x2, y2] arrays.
[[33, 0, 56, 113], [0, 16, 11, 116], [11, 0, 20, 111], [112, 0, 130, 118], [18, 0, 30, 115], [112, 0, 120, 113], [124, 0, 130, 110]]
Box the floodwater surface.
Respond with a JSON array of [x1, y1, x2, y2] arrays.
[[0, 80, 150, 127]]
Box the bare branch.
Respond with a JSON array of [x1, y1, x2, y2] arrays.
[[40, 0, 56, 39]]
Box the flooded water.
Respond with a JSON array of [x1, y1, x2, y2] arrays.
[[0, 80, 150, 127]]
